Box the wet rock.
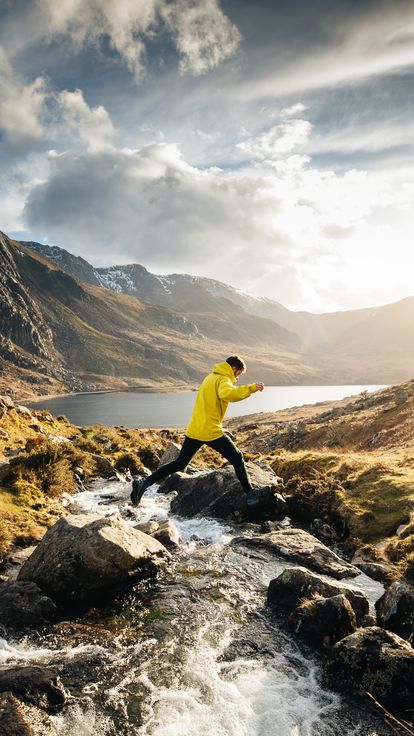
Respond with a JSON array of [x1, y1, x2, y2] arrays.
[[135, 521, 160, 535], [288, 594, 357, 650], [267, 567, 368, 623], [157, 471, 189, 494], [153, 520, 182, 550], [18, 513, 171, 613], [0, 581, 56, 628], [0, 692, 59, 735], [0, 667, 66, 711], [238, 529, 360, 579], [324, 626, 414, 711], [170, 462, 285, 522], [375, 581, 414, 644], [355, 561, 395, 584], [134, 520, 182, 550]]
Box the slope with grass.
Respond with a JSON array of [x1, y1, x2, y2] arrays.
[[229, 381, 414, 580]]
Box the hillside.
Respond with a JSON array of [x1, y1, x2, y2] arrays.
[[0, 232, 305, 397], [23, 236, 414, 386], [229, 380, 414, 578], [1, 381, 414, 585]]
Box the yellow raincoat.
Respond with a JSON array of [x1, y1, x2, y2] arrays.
[[186, 361, 258, 442]]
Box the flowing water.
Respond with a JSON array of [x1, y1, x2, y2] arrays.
[[1, 479, 392, 736]]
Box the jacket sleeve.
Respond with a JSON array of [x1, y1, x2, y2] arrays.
[[217, 377, 258, 403]]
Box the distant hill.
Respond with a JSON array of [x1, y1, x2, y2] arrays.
[[1, 232, 307, 397], [1, 231, 413, 396], [22, 237, 414, 383]]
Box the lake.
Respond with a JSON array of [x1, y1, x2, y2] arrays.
[[27, 385, 386, 428]]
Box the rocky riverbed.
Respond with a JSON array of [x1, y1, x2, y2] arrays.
[[2, 460, 412, 736]]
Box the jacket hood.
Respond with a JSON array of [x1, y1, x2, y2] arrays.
[[212, 361, 236, 383]]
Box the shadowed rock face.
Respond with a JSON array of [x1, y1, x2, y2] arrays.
[[0, 581, 56, 628], [288, 594, 357, 650], [375, 581, 414, 644], [267, 567, 368, 623], [18, 513, 171, 613], [169, 462, 286, 522], [324, 627, 414, 711], [236, 528, 360, 579], [0, 233, 54, 360], [0, 666, 66, 711]]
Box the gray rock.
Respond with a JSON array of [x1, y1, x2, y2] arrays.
[[267, 567, 368, 623], [238, 528, 360, 579], [288, 594, 357, 649], [157, 442, 181, 467], [134, 521, 160, 535], [170, 462, 285, 522], [0, 667, 65, 711], [0, 581, 56, 628], [15, 406, 32, 418], [324, 626, 414, 711], [375, 581, 414, 644], [18, 514, 171, 613], [355, 561, 395, 584], [0, 396, 14, 410], [153, 520, 182, 550]]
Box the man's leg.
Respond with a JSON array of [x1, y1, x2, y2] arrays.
[[130, 436, 203, 506], [206, 434, 253, 493]]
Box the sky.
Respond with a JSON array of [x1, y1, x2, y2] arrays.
[[1, 0, 413, 313]]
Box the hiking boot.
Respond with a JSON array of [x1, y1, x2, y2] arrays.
[[130, 477, 147, 507], [245, 486, 272, 507]]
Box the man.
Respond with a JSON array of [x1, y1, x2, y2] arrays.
[[130, 355, 269, 507]]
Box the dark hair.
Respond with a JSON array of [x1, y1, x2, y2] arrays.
[[226, 355, 246, 372]]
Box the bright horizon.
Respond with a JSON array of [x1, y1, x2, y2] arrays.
[[1, 0, 414, 313]]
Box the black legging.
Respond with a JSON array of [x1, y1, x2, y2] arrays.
[[143, 434, 253, 493]]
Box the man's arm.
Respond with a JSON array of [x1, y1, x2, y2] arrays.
[[217, 377, 259, 403]]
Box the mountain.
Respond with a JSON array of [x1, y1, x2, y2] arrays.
[[0, 232, 307, 397], [23, 238, 414, 376], [2, 232, 413, 397]]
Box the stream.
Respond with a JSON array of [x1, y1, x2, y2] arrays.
[[0, 478, 392, 736]]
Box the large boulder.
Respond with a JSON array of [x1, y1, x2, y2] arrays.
[[236, 528, 360, 579], [288, 594, 357, 650], [170, 462, 286, 522], [0, 581, 56, 628], [0, 667, 65, 711], [375, 581, 414, 644], [324, 627, 414, 711], [18, 514, 171, 613], [267, 567, 368, 623]]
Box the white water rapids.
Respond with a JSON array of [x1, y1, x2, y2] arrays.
[[2, 477, 390, 736]]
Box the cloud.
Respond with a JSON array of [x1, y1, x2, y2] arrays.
[[55, 89, 116, 151], [237, 119, 312, 160], [21, 115, 413, 311], [0, 45, 47, 144], [0, 45, 115, 153], [236, 2, 414, 100], [38, 0, 241, 78]]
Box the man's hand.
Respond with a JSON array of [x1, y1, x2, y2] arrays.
[[255, 382, 264, 392]]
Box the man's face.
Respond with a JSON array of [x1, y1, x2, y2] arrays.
[[234, 368, 244, 380]]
